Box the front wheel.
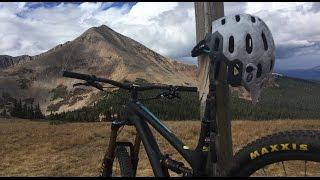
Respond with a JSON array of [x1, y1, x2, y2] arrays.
[[101, 145, 134, 177], [227, 130, 320, 177]]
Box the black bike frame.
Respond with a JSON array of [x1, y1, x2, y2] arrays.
[[62, 70, 217, 177], [122, 89, 215, 177]]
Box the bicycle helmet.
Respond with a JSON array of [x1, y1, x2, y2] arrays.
[[193, 13, 275, 104]]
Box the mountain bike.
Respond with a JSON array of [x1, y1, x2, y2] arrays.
[[63, 71, 320, 177]]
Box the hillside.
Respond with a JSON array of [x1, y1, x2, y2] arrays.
[[1, 118, 320, 176], [0, 25, 197, 115], [231, 76, 320, 120], [46, 75, 320, 122], [0, 55, 33, 69]]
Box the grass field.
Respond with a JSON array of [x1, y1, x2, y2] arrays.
[[1, 118, 320, 177]]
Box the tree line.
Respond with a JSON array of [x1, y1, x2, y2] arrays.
[[2, 75, 318, 122], [7, 99, 45, 119], [48, 88, 200, 122], [48, 76, 320, 122]]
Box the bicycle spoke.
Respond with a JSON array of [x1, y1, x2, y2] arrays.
[[281, 161, 287, 177]]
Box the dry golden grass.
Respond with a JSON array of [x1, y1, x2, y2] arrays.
[[1, 118, 320, 177]]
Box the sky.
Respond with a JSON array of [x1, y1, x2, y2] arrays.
[[0, 2, 319, 70]]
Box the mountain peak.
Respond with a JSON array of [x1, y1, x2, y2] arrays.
[[96, 24, 114, 31], [81, 24, 117, 37], [0, 23, 196, 115]]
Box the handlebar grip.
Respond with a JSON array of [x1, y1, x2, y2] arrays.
[[63, 71, 93, 81]]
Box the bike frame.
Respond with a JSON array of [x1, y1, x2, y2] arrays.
[[105, 87, 217, 177]]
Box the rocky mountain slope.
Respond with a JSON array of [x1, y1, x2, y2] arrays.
[[0, 25, 197, 115], [0, 55, 33, 69]]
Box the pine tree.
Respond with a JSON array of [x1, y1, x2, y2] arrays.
[[34, 103, 44, 119], [1, 107, 7, 117], [22, 103, 28, 119], [29, 105, 35, 119], [10, 100, 18, 117], [17, 99, 23, 118]]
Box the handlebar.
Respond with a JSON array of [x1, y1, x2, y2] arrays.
[[62, 71, 198, 92]]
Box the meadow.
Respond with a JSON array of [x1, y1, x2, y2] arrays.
[[1, 118, 320, 176]]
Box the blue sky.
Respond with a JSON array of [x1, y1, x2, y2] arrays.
[[0, 2, 319, 70]]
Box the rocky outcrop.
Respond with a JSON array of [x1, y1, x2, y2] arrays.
[[0, 55, 33, 69], [0, 24, 197, 114]]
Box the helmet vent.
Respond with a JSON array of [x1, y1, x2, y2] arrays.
[[235, 15, 240, 22], [214, 38, 220, 51], [246, 34, 253, 54], [257, 63, 262, 78], [251, 16, 256, 23], [229, 36, 234, 53], [221, 19, 226, 25], [246, 66, 253, 73], [261, 32, 268, 50], [258, 18, 262, 22]]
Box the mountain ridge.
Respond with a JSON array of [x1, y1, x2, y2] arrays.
[[277, 66, 320, 81], [0, 24, 197, 115]]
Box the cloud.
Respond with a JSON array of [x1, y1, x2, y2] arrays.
[[224, 2, 248, 16], [0, 2, 196, 58], [310, 2, 320, 13], [276, 40, 320, 59], [241, 2, 320, 69], [0, 2, 319, 70]]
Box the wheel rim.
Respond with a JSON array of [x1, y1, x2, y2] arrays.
[[250, 160, 320, 177]]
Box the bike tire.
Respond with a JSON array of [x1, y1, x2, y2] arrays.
[[227, 130, 320, 177], [101, 145, 134, 177]]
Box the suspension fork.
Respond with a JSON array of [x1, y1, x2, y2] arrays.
[[131, 132, 141, 176], [102, 120, 125, 175]]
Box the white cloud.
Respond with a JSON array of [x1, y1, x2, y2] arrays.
[[127, 2, 179, 25], [0, 2, 319, 70], [244, 2, 320, 46], [0, 2, 195, 58]]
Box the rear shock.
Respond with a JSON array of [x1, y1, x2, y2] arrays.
[[161, 154, 193, 176]]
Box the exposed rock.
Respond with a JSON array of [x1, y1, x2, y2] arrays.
[[0, 25, 197, 115]]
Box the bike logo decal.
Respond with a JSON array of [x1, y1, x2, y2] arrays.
[[202, 146, 209, 152], [250, 143, 308, 160], [183, 145, 190, 150]]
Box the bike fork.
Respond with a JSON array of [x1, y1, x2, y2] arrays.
[[102, 120, 122, 176], [103, 119, 142, 177]]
